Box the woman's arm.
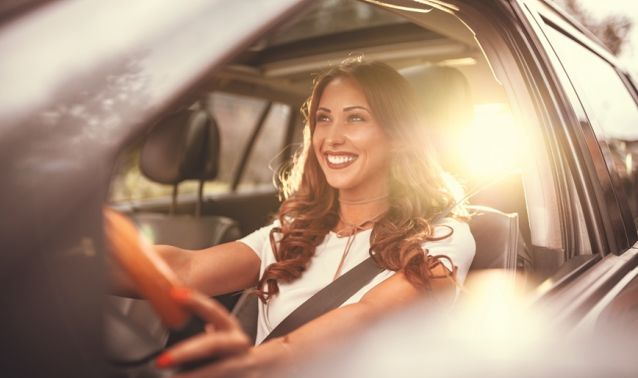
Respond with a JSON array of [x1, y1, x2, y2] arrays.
[[177, 242, 261, 296], [109, 241, 261, 298], [256, 265, 455, 361], [160, 265, 455, 377]]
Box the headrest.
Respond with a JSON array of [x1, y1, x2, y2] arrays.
[[140, 109, 221, 185], [401, 65, 473, 129], [401, 65, 473, 175]]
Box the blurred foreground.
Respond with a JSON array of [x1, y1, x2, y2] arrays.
[[272, 270, 638, 378]]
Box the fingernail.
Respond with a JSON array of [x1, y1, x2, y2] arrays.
[[170, 286, 191, 302], [155, 352, 174, 369]]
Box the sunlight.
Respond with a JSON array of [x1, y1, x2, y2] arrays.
[[458, 103, 525, 178], [450, 270, 549, 362]]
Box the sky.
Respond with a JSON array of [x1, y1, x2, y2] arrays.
[[578, 0, 638, 76]]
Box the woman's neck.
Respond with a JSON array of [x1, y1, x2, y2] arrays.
[[336, 193, 389, 228]]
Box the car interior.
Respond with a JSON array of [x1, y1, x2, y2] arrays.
[[106, 0, 539, 371]]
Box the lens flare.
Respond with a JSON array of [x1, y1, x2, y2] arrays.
[[459, 103, 525, 178]]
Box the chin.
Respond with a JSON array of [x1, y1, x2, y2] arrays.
[[325, 179, 349, 190], [326, 176, 352, 190], [325, 176, 361, 191]]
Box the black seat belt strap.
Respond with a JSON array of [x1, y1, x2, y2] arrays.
[[261, 256, 383, 343], [257, 176, 506, 343]]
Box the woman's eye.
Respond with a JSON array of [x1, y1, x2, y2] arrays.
[[348, 114, 366, 122], [316, 114, 330, 123]]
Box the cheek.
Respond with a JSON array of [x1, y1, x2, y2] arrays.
[[312, 131, 321, 155], [352, 128, 389, 155], [363, 132, 393, 169], [372, 145, 392, 169]]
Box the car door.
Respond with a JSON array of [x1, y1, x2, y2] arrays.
[[511, 0, 638, 323], [0, 1, 310, 377]]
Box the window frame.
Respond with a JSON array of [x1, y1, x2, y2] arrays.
[[509, 0, 638, 320], [462, 0, 588, 260], [512, 0, 636, 257], [533, 6, 638, 251]]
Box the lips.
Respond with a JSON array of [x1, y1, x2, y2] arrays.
[[324, 152, 358, 169]]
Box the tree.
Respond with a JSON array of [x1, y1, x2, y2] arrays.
[[554, 0, 633, 55]]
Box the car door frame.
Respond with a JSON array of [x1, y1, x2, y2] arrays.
[[509, 0, 638, 322]]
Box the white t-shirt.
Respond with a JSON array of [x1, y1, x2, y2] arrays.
[[239, 217, 475, 344]]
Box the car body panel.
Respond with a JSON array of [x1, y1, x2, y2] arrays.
[[0, 1, 309, 376]]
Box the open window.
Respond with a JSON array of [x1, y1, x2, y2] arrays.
[[108, 0, 569, 290], [103, 0, 590, 373]]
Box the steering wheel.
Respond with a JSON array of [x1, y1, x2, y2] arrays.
[[103, 208, 190, 330]]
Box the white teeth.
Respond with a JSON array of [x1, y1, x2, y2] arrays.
[[326, 155, 355, 165]]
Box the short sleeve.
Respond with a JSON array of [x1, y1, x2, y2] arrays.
[[237, 220, 280, 262], [423, 218, 475, 285]]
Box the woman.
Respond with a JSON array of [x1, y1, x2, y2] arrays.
[[114, 59, 475, 376]]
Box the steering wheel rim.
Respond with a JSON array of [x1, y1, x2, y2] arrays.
[[103, 207, 190, 330]]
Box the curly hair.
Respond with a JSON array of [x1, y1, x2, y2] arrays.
[[255, 59, 466, 302]]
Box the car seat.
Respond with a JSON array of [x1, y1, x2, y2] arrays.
[[105, 107, 241, 365], [466, 205, 519, 270]]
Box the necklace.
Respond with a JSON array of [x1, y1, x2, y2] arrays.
[[332, 210, 386, 280], [338, 193, 389, 206], [334, 212, 384, 237]]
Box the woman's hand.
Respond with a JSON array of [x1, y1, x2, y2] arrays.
[[155, 287, 254, 377]]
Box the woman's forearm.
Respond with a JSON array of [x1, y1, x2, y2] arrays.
[[109, 241, 261, 298], [107, 244, 192, 298]]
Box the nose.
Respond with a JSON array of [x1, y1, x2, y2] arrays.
[[325, 119, 345, 147]]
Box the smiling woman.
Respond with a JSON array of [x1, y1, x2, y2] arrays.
[[313, 76, 392, 198], [257, 60, 472, 302], [106, 59, 476, 376], [242, 59, 476, 347]]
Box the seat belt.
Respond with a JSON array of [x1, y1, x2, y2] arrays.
[[261, 256, 383, 343], [259, 174, 516, 343], [260, 211, 459, 343]]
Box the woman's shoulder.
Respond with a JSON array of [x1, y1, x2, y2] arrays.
[[237, 219, 281, 255], [425, 217, 476, 283], [250, 218, 282, 234], [424, 217, 476, 265], [430, 217, 474, 244]]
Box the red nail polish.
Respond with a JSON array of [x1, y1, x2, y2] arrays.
[[155, 352, 174, 369], [170, 286, 191, 302]]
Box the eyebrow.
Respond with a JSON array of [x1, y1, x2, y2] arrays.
[[316, 106, 370, 113], [344, 106, 370, 113]]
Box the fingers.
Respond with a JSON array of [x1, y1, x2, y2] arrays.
[[155, 287, 251, 369], [174, 352, 257, 378], [170, 287, 241, 331], [157, 327, 250, 369]]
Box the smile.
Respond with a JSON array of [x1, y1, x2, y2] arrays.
[[324, 153, 358, 169]]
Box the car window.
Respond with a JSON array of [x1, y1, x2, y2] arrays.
[[543, 24, 638, 241], [208, 92, 292, 191], [226, 99, 293, 191], [110, 0, 547, 278]]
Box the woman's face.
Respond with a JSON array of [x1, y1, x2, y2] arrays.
[[312, 76, 392, 198]]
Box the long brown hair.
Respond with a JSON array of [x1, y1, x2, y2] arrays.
[[255, 59, 465, 302]]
